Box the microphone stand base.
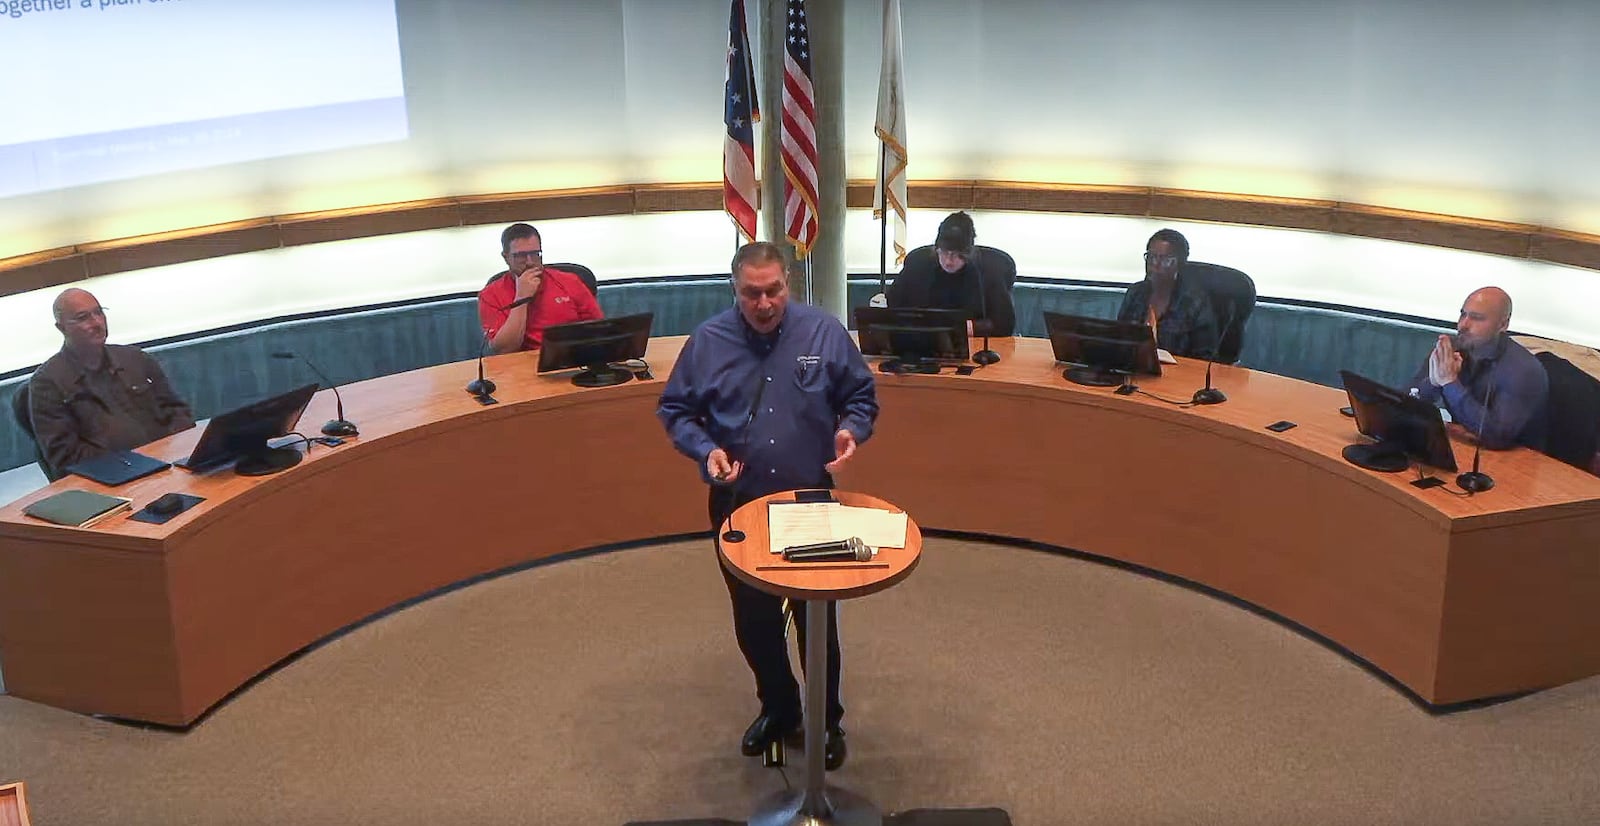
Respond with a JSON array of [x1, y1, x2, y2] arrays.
[[1191, 388, 1228, 405], [721, 529, 747, 543], [972, 349, 1001, 366], [749, 784, 880, 826], [465, 378, 497, 396], [1456, 471, 1495, 493], [321, 420, 359, 438]]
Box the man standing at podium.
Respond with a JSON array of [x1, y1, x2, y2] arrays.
[[657, 241, 879, 770]]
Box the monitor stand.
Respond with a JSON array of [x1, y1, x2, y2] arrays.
[[1063, 366, 1123, 387], [572, 363, 635, 388], [235, 446, 304, 477], [1341, 441, 1409, 473]]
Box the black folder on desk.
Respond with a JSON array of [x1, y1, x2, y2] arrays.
[[65, 450, 172, 486]]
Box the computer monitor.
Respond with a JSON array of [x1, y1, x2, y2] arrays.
[[537, 312, 654, 387], [1339, 370, 1459, 473], [175, 383, 319, 477], [854, 306, 970, 374], [1043, 311, 1161, 387]]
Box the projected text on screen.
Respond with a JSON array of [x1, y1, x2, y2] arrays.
[[0, 0, 408, 197]]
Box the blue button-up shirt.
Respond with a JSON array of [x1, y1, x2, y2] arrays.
[[1407, 334, 1549, 450], [658, 302, 879, 498]]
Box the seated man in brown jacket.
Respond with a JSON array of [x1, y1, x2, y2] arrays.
[[28, 288, 194, 479]]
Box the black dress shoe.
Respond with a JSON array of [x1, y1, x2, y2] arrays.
[[740, 714, 799, 757], [824, 726, 847, 771]]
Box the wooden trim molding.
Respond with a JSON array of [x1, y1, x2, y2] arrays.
[[4, 181, 1598, 298]]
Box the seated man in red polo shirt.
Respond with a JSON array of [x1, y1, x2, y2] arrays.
[[478, 222, 603, 353]]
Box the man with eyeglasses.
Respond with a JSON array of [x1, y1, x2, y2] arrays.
[[657, 242, 879, 771], [1116, 228, 1221, 359], [477, 223, 603, 354], [885, 211, 1016, 337], [27, 288, 194, 480]]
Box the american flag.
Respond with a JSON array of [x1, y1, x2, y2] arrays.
[[723, 0, 760, 242], [780, 0, 820, 258]]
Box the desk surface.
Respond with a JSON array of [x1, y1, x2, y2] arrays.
[[718, 490, 922, 602], [1, 335, 1597, 724]]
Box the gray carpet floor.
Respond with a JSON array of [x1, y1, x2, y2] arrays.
[[1, 537, 1598, 826]]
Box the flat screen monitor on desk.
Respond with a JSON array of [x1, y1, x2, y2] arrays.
[[1339, 370, 1459, 473], [854, 306, 970, 374], [175, 383, 319, 477], [537, 312, 654, 387], [1044, 311, 1161, 387]]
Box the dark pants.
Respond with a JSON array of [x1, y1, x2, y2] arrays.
[[709, 485, 844, 728]]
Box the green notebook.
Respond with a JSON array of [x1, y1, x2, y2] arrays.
[[23, 489, 134, 528]]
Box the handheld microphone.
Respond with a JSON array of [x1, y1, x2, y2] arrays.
[[1191, 308, 1237, 406], [970, 246, 1000, 366], [1456, 353, 1497, 493], [782, 537, 872, 562], [271, 351, 358, 436], [466, 330, 497, 402]]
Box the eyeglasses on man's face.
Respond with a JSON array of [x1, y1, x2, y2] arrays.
[[507, 249, 545, 261], [65, 306, 108, 325]]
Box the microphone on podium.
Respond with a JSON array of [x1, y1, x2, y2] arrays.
[[271, 351, 358, 436], [717, 370, 773, 544], [782, 537, 872, 563]]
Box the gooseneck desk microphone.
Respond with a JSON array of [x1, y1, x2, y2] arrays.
[[271, 351, 358, 436], [1456, 354, 1498, 493], [718, 367, 772, 545], [466, 330, 498, 403], [1190, 309, 1238, 406]]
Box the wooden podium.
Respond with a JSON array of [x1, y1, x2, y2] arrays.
[[718, 490, 922, 826]]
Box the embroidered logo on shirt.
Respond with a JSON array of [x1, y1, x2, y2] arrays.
[[555, 296, 571, 304]]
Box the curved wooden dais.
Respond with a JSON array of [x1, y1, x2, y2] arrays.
[[0, 336, 1597, 726]]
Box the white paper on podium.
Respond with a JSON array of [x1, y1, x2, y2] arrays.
[[767, 502, 840, 555], [1157, 348, 1177, 365], [766, 501, 908, 554], [835, 506, 908, 549]]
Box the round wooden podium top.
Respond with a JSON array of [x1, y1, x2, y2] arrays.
[[718, 490, 922, 602]]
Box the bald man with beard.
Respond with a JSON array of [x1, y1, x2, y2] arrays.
[[1406, 286, 1549, 450], [27, 288, 194, 479]]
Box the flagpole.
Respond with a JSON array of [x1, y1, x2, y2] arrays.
[[877, 141, 889, 297]]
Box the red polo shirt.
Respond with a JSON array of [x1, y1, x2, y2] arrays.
[[477, 267, 604, 350]]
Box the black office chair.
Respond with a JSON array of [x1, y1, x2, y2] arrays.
[[1535, 351, 1600, 474], [1180, 261, 1256, 364], [549, 263, 599, 295], [484, 263, 598, 296], [10, 381, 58, 481], [901, 245, 1017, 292]]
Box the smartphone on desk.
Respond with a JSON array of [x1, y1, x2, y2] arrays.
[[1265, 420, 1297, 433]]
